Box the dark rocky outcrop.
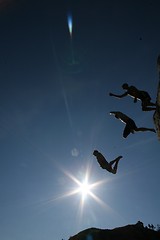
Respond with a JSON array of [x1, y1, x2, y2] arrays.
[[69, 221, 160, 240]]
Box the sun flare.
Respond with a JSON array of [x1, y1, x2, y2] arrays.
[[39, 164, 118, 222], [36, 162, 125, 224], [60, 166, 110, 210], [77, 177, 92, 201]]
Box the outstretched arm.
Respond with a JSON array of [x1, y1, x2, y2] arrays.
[[109, 92, 128, 98]]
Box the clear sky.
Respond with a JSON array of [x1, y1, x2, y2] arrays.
[[0, 0, 160, 239]]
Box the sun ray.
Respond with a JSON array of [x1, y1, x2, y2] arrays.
[[30, 161, 126, 224], [58, 166, 112, 216]]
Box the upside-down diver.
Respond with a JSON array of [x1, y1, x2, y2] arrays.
[[93, 150, 122, 174]]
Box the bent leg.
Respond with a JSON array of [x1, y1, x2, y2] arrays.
[[135, 127, 156, 133], [142, 101, 156, 111], [112, 158, 121, 174], [109, 156, 123, 166], [142, 105, 156, 111], [109, 156, 122, 174], [148, 101, 156, 106]]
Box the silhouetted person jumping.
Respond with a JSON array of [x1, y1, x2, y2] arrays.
[[110, 111, 156, 138], [93, 150, 122, 174], [109, 83, 156, 111]]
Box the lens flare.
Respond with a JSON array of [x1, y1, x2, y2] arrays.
[[60, 167, 111, 212], [67, 13, 73, 37]]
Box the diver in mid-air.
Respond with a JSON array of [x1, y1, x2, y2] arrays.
[[109, 83, 156, 111], [110, 111, 156, 138], [93, 150, 122, 174]]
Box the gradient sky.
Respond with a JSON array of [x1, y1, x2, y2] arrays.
[[0, 1, 160, 240]]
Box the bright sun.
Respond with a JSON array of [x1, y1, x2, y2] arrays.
[[41, 163, 122, 223], [60, 167, 109, 210], [77, 177, 91, 201], [44, 165, 115, 221]]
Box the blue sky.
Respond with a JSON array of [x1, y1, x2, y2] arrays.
[[0, 0, 160, 239]]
